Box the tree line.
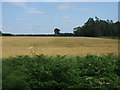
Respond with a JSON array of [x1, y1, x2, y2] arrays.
[[1, 17, 120, 37], [73, 17, 119, 37]]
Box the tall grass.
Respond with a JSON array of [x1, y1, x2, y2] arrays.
[[2, 54, 120, 89]]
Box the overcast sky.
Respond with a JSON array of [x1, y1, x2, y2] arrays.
[[1, 2, 118, 34]]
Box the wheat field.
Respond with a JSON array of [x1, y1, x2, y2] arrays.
[[2, 36, 118, 58]]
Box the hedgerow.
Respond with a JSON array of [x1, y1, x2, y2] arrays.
[[2, 54, 120, 89]]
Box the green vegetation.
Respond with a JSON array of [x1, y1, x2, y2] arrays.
[[2, 54, 120, 89], [74, 17, 119, 37], [54, 28, 61, 35]]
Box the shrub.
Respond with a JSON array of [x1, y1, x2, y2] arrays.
[[2, 54, 120, 89]]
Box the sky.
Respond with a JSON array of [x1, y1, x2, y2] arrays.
[[1, 2, 118, 34], [0, 2, 2, 31], [2, 0, 120, 2]]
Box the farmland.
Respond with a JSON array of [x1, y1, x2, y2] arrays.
[[2, 36, 118, 58], [2, 36, 120, 88]]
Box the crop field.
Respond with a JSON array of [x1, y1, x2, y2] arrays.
[[2, 36, 120, 88], [2, 36, 118, 58]]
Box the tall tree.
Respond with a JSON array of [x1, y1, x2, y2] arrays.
[[73, 17, 119, 37]]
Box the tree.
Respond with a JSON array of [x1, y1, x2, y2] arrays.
[[73, 27, 82, 36], [80, 18, 96, 37], [73, 17, 119, 37], [0, 31, 2, 36], [54, 28, 60, 35]]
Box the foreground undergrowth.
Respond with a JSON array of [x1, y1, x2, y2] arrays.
[[2, 54, 120, 89]]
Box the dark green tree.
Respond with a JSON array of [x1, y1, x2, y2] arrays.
[[54, 28, 60, 35], [73, 17, 119, 37], [0, 31, 2, 36]]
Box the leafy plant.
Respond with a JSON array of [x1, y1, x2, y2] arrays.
[[2, 54, 120, 89]]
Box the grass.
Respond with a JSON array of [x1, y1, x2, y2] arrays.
[[2, 36, 118, 58], [2, 54, 120, 89]]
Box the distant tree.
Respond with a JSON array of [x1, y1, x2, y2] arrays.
[[60, 33, 74, 36], [54, 28, 60, 35], [73, 17, 119, 37], [73, 27, 82, 36], [0, 31, 2, 36], [82, 18, 96, 36]]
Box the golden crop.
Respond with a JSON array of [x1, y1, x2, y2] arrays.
[[2, 36, 118, 58]]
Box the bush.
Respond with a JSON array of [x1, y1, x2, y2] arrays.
[[2, 54, 120, 89]]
